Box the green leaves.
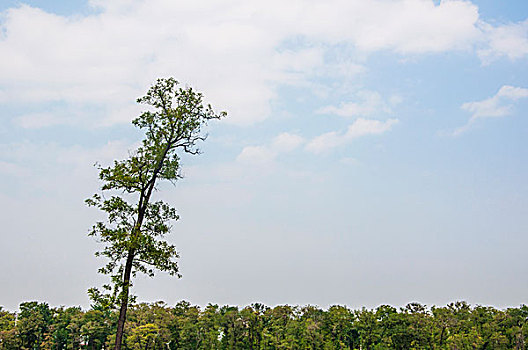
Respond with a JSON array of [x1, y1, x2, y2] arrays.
[[133, 77, 225, 159], [3, 300, 528, 350], [86, 193, 180, 279], [87, 78, 225, 349]]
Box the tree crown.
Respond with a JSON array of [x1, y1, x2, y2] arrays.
[[86, 77, 225, 295]]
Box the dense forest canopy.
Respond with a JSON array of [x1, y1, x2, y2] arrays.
[[1, 300, 527, 349]]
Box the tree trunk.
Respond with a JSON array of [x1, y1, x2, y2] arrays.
[[114, 249, 135, 350]]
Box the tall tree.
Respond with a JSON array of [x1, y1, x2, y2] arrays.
[[86, 77, 225, 350], [17, 302, 52, 350]]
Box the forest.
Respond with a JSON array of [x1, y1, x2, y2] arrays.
[[1, 300, 527, 350]]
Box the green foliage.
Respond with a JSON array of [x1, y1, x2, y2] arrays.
[[86, 77, 225, 349], [80, 309, 114, 350], [49, 306, 83, 350], [0, 307, 18, 350], [127, 324, 161, 350], [0, 308, 16, 332], [2, 301, 528, 349], [86, 77, 225, 299], [17, 302, 52, 350]]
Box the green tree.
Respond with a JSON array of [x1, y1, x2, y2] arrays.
[[127, 324, 162, 350], [240, 304, 267, 350], [171, 301, 202, 349], [261, 305, 298, 349], [80, 309, 114, 350], [503, 305, 528, 349], [126, 302, 173, 349], [219, 306, 246, 350], [0, 307, 19, 350], [355, 308, 381, 350], [0, 308, 16, 334], [324, 305, 358, 349], [50, 306, 84, 350], [197, 304, 222, 350], [86, 77, 225, 350], [298, 305, 325, 350], [17, 302, 52, 350]]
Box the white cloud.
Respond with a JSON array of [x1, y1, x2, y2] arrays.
[[0, 4, 281, 125], [317, 90, 392, 117], [0, 139, 136, 204], [236, 146, 276, 165], [237, 132, 304, 164], [478, 20, 528, 63], [306, 118, 398, 154], [272, 48, 325, 84], [0, 139, 133, 174], [347, 118, 398, 138], [453, 85, 528, 135], [270, 132, 305, 152], [296, 0, 480, 53], [0, 0, 512, 127], [318, 61, 366, 80]]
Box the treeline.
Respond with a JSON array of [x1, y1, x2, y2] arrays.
[[1, 301, 527, 349]]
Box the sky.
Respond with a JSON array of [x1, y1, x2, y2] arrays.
[[0, 0, 527, 312]]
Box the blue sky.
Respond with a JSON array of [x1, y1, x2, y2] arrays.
[[0, 0, 527, 311]]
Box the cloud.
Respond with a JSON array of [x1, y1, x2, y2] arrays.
[[0, 4, 283, 126], [317, 90, 393, 117], [270, 132, 305, 152], [237, 132, 304, 164], [297, 0, 480, 53], [306, 118, 398, 154], [0, 138, 137, 204], [478, 20, 528, 63], [0, 0, 513, 127], [236, 146, 276, 165], [453, 85, 528, 135], [0, 139, 134, 175]]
